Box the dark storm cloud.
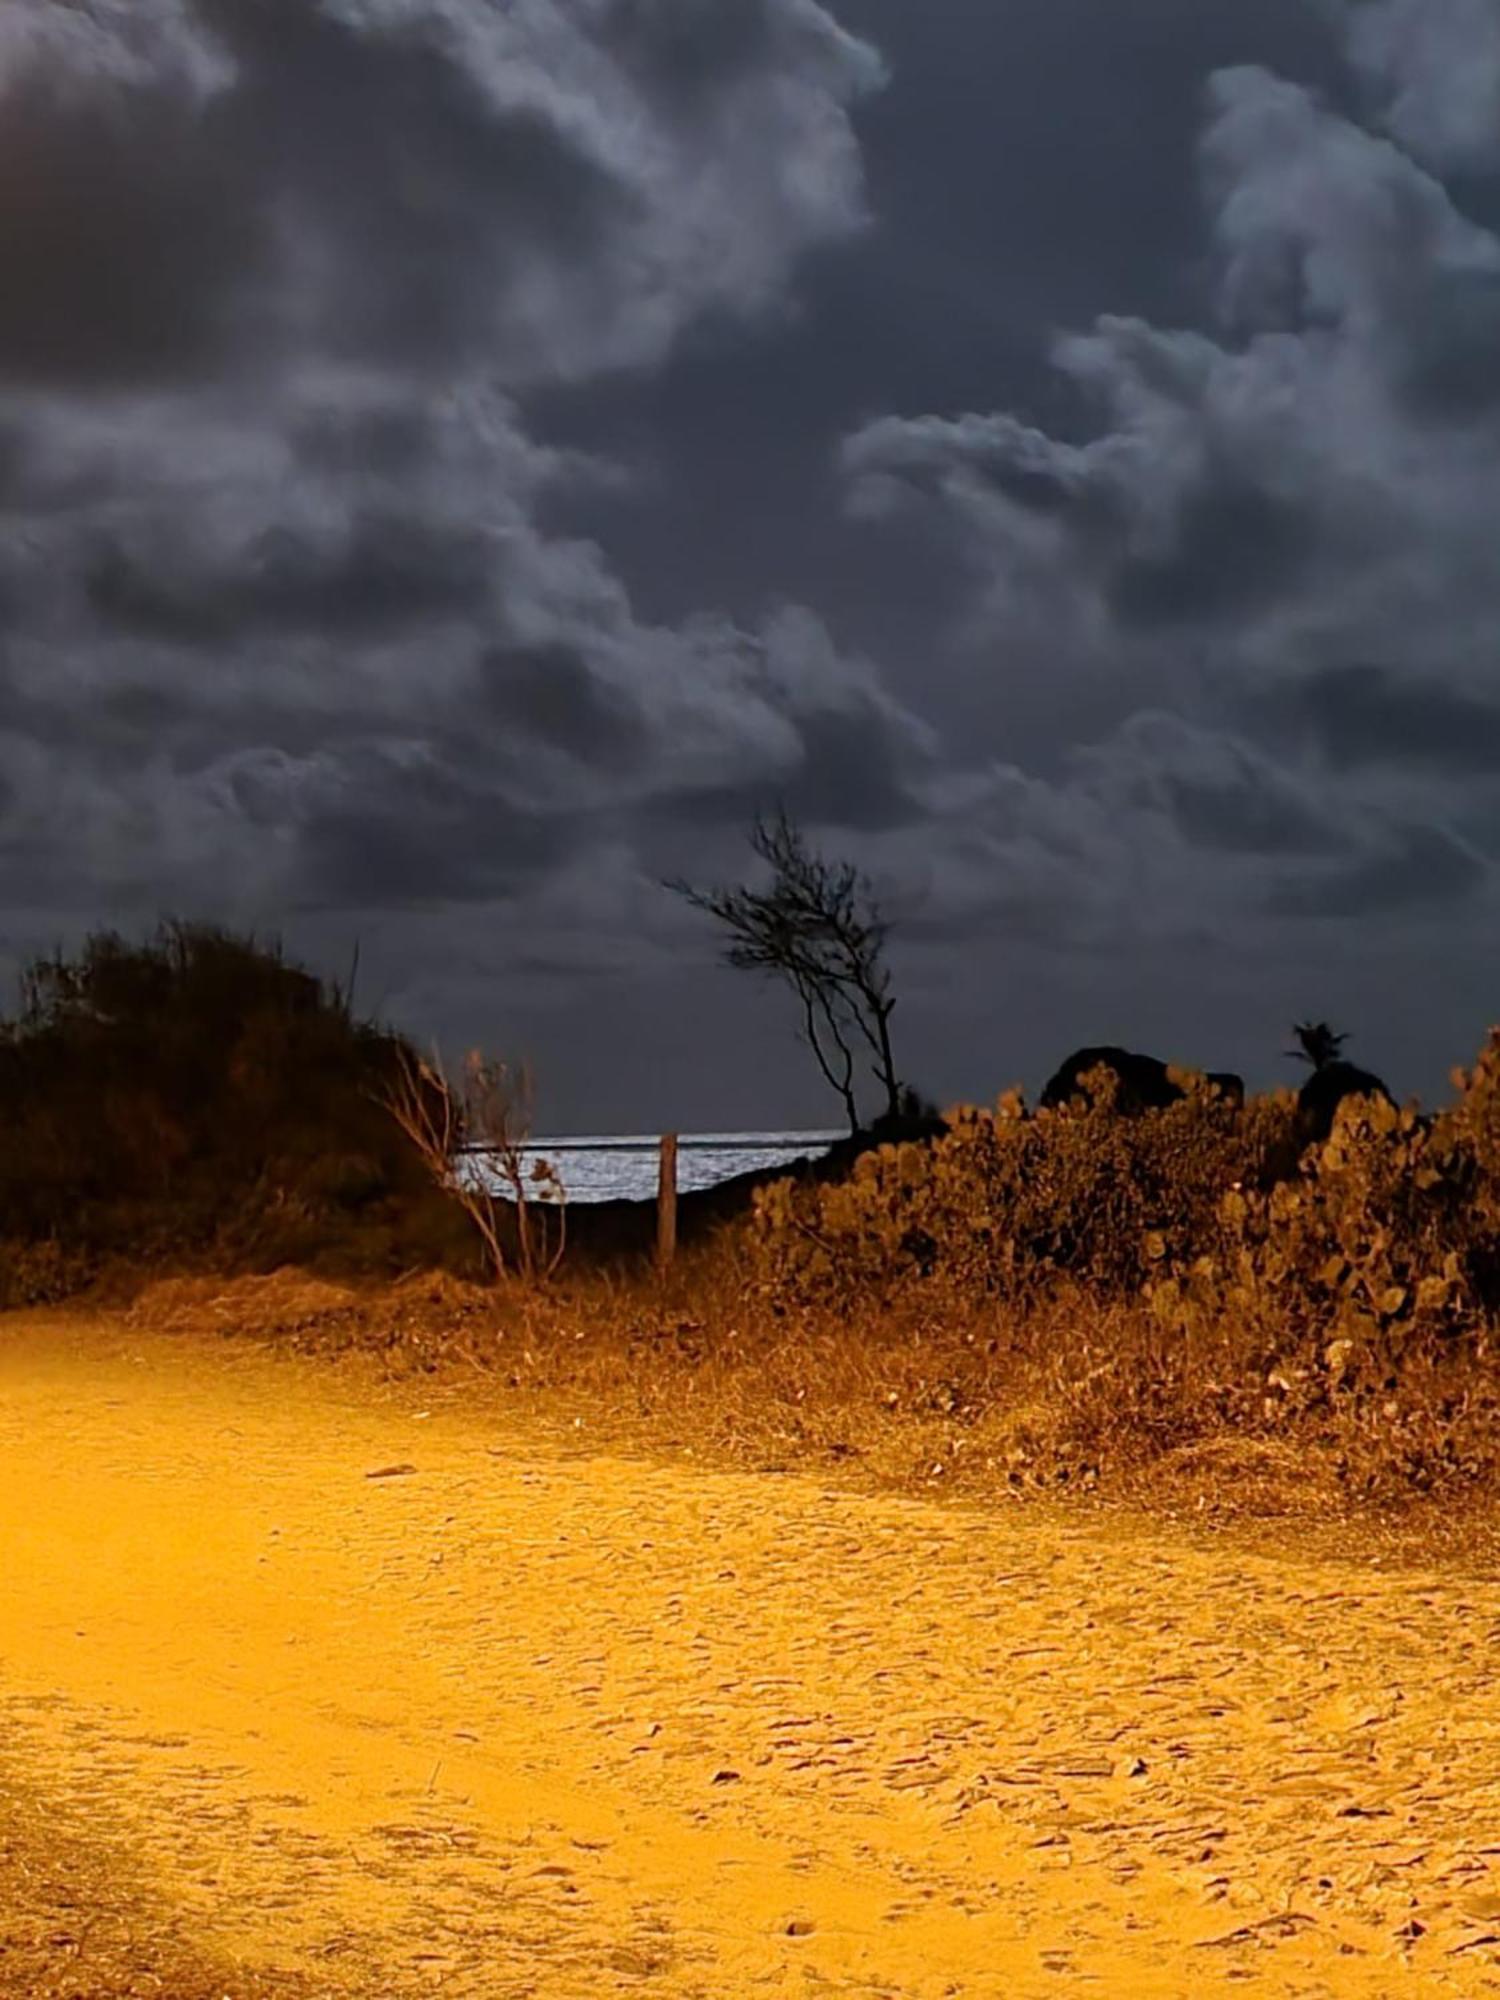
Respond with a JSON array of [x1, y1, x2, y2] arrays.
[[206, 0, 633, 376], [838, 36, 1500, 973], [1293, 666, 1500, 775], [5, 0, 1500, 1126], [596, 0, 841, 100], [843, 67, 1500, 646], [289, 746, 581, 910], [1390, 263, 1500, 420], [1265, 821, 1488, 918], [1107, 470, 1312, 630], [478, 643, 650, 773], [83, 510, 498, 643], [512, 0, 1347, 720], [655, 696, 924, 837], [0, 73, 263, 386], [0, 0, 917, 938], [0, 0, 885, 391], [1072, 713, 1349, 859]]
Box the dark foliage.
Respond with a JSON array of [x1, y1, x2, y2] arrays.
[[1206, 1071, 1246, 1108], [0, 922, 471, 1293]]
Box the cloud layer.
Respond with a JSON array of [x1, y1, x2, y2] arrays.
[[0, 0, 931, 945], [841, 49, 1500, 967], [2, 0, 1497, 1119]]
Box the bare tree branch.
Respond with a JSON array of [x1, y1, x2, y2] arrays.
[[379, 1046, 567, 1284], [668, 808, 906, 1131], [381, 1045, 513, 1282], [795, 969, 859, 1132]]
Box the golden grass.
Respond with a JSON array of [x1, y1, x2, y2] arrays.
[[109, 1225, 1500, 1529]]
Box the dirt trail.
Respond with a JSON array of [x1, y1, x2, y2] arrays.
[[3, 1314, 1500, 1998]]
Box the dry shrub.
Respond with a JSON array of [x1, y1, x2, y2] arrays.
[[0, 921, 460, 1279], [119, 1264, 510, 1378], [26, 1018, 1500, 1525], [0, 1236, 97, 1309], [735, 1044, 1500, 1505], [750, 1071, 1297, 1308], [124, 1268, 366, 1339]]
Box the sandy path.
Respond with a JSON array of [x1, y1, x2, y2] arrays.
[[2, 1315, 1500, 1997]]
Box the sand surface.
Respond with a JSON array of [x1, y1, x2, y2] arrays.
[[2, 1312, 1500, 1997]]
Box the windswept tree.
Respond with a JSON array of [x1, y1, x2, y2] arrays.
[[669, 810, 904, 1133]]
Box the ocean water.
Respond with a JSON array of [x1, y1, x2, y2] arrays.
[[463, 1131, 841, 1205]]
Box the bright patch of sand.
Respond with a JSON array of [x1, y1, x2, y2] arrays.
[[2, 1311, 1499, 1995]]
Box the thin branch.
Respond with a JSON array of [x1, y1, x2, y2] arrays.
[[380, 1045, 510, 1282], [666, 806, 907, 1127], [796, 972, 859, 1133]]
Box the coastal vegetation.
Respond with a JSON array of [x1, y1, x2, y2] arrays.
[[668, 810, 910, 1134], [3, 920, 1499, 1521], [0, 921, 474, 1299]]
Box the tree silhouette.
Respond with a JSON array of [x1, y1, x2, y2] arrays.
[[1288, 1020, 1348, 1070], [668, 810, 903, 1134]]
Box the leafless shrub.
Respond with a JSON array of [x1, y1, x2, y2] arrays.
[[380, 1047, 566, 1283]]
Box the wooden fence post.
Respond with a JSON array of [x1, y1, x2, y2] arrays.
[[656, 1133, 678, 1276]]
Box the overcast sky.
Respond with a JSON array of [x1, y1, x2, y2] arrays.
[[3, 0, 1500, 1131]]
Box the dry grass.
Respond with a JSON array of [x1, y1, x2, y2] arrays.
[[98, 1227, 1500, 1533], [122, 1266, 497, 1368]]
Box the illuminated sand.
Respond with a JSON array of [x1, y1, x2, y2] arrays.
[[2, 1314, 1499, 1996]]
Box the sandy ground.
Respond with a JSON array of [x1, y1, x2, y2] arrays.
[[3, 1313, 1500, 1998]]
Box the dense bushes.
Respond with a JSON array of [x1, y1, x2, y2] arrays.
[[1152, 1098, 1483, 1386], [0, 922, 474, 1292], [748, 1046, 1500, 1476], [751, 1065, 1301, 1308]]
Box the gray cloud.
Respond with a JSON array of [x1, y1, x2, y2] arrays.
[[213, 0, 883, 385], [0, 0, 884, 391], [0, 373, 933, 911], [839, 47, 1500, 963], [1332, 0, 1500, 174], [1290, 664, 1500, 774], [0, 65, 262, 385], [0, 0, 922, 939], [1069, 712, 1350, 859], [3, 0, 1498, 1126], [1105, 466, 1313, 630], [861, 702, 1474, 958], [1265, 820, 1488, 917]]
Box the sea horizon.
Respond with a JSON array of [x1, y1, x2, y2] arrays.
[[463, 1128, 844, 1204]]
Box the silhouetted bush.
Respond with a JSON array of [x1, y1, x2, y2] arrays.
[[0, 921, 475, 1284], [1287, 1020, 1394, 1146]]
